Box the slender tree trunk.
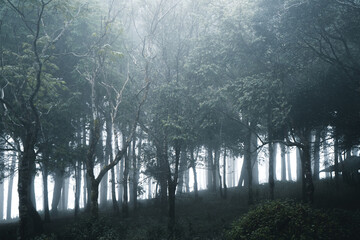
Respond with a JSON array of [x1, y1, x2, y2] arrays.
[[207, 148, 214, 191], [107, 120, 119, 214], [148, 177, 152, 199], [185, 167, 190, 193], [334, 130, 339, 186], [0, 177, 3, 220], [42, 162, 50, 222], [122, 135, 129, 217], [214, 148, 221, 194], [251, 133, 258, 185], [100, 128, 108, 207], [313, 129, 321, 181], [74, 160, 81, 217], [7, 152, 16, 220], [168, 143, 180, 235], [269, 142, 275, 200], [296, 146, 302, 182], [190, 149, 198, 199], [223, 147, 227, 199], [245, 127, 253, 204], [157, 140, 168, 216], [0, 141, 4, 220], [286, 146, 292, 181], [321, 130, 330, 179], [273, 143, 278, 181], [177, 150, 187, 195], [132, 137, 139, 210], [280, 143, 286, 181], [81, 117, 88, 210]]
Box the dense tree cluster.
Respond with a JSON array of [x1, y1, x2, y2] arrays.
[[0, 0, 359, 239]]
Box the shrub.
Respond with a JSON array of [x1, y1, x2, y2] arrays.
[[227, 200, 357, 240]]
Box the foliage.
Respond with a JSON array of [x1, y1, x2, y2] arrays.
[[227, 200, 359, 240], [61, 217, 126, 240]]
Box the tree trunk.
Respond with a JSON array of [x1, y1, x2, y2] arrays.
[[286, 146, 292, 181], [51, 169, 64, 216], [238, 157, 248, 187], [223, 147, 227, 199], [42, 162, 50, 222], [0, 142, 4, 220], [251, 133, 258, 185], [280, 143, 286, 181], [157, 141, 168, 216], [273, 143, 278, 181], [30, 164, 36, 210], [268, 140, 275, 200], [7, 152, 16, 220], [177, 150, 187, 195], [0, 178, 3, 220], [100, 127, 108, 207], [74, 160, 81, 217], [168, 143, 180, 235], [122, 144, 129, 217], [245, 127, 253, 204], [296, 146, 302, 182], [301, 134, 314, 204], [18, 132, 43, 239], [207, 148, 214, 191], [334, 129, 340, 186], [61, 176, 69, 211], [313, 129, 321, 181], [321, 130, 330, 178], [132, 136, 140, 210], [107, 120, 119, 214], [214, 148, 221, 194], [148, 177, 152, 199], [190, 148, 198, 199]]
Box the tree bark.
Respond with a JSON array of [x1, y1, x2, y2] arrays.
[[280, 143, 286, 181], [0, 142, 4, 220], [238, 157, 248, 187], [301, 134, 314, 204], [245, 127, 253, 204], [207, 148, 214, 191], [296, 146, 302, 182], [214, 148, 221, 194], [251, 133, 259, 185], [313, 129, 321, 181], [222, 147, 227, 199], [190, 148, 198, 199], [74, 160, 81, 217], [51, 169, 64, 216], [167, 142, 181, 235], [334, 131, 340, 186], [269, 142, 275, 200], [177, 150, 187, 195], [286, 146, 292, 181], [18, 131, 43, 239], [100, 127, 108, 207], [122, 135, 129, 217], [41, 162, 50, 222], [7, 152, 16, 220]]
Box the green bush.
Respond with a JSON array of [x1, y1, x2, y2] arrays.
[[227, 200, 357, 240]]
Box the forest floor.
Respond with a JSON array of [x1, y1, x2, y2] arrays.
[[1, 180, 360, 240]]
